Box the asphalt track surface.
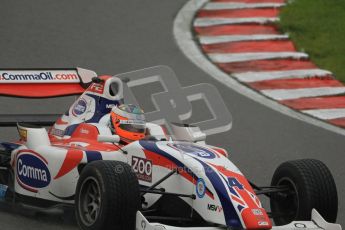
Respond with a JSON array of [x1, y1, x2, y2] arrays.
[[0, 0, 343, 229]]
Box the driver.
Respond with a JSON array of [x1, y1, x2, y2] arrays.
[[110, 104, 146, 144]]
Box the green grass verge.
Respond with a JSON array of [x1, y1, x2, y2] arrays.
[[279, 0, 345, 83]]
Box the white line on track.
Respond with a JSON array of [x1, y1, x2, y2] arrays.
[[209, 52, 308, 63], [233, 69, 332, 83], [261, 87, 345, 100], [199, 35, 289, 45], [302, 109, 345, 120], [194, 17, 279, 27], [173, 0, 345, 136], [203, 2, 285, 10]]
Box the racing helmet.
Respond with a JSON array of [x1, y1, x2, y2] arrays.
[[110, 104, 146, 142]]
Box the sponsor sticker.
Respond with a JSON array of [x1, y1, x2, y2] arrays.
[[18, 128, 27, 141], [88, 83, 104, 94], [132, 156, 152, 182], [50, 128, 65, 137], [252, 209, 263, 216], [141, 220, 147, 230], [72, 98, 88, 116], [169, 143, 216, 159], [258, 221, 269, 226], [207, 204, 223, 213], [196, 178, 206, 198], [119, 120, 145, 125], [295, 223, 307, 228], [80, 129, 89, 134], [16, 152, 51, 192], [0, 70, 79, 83], [106, 104, 116, 109]]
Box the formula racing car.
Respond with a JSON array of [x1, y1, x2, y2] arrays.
[[0, 66, 341, 230]]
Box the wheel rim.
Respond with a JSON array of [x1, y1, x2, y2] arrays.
[[78, 176, 102, 227], [273, 177, 299, 224]]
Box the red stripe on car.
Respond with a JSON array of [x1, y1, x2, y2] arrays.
[[143, 149, 214, 199], [0, 84, 84, 98], [54, 150, 84, 180]]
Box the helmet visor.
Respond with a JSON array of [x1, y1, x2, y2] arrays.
[[118, 120, 146, 133]]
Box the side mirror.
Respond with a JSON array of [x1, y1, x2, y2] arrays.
[[97, 135, 120, 143]]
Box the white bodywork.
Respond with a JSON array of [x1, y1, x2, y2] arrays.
[[136, 209, 342, 230], [2, 71, 341, 230]]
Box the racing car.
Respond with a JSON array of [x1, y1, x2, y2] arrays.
[[0, 66, 341, 230]]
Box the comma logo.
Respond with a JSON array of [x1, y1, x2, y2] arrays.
[[0, 70, 80, 83], [16, 152, 51, 193]]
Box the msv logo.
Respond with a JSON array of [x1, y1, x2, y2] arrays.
[[16, 151, 51, 193]]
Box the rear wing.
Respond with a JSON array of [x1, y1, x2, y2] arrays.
[[0, 67, 97, 126], [0, 67, 96, 98]]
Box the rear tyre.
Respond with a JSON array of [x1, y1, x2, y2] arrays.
[[270, 159, 338, 226], [75, 161, 140, 230]]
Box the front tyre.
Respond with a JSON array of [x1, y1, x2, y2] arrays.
[[75, 161, 140, 230], [270, 159, 338, 226]]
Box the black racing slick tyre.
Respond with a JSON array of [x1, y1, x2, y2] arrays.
[[270, 159, 338, 226], [75, 161, 140, 230]]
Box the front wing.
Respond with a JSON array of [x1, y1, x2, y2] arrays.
[[136, 209, 342, 230]]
